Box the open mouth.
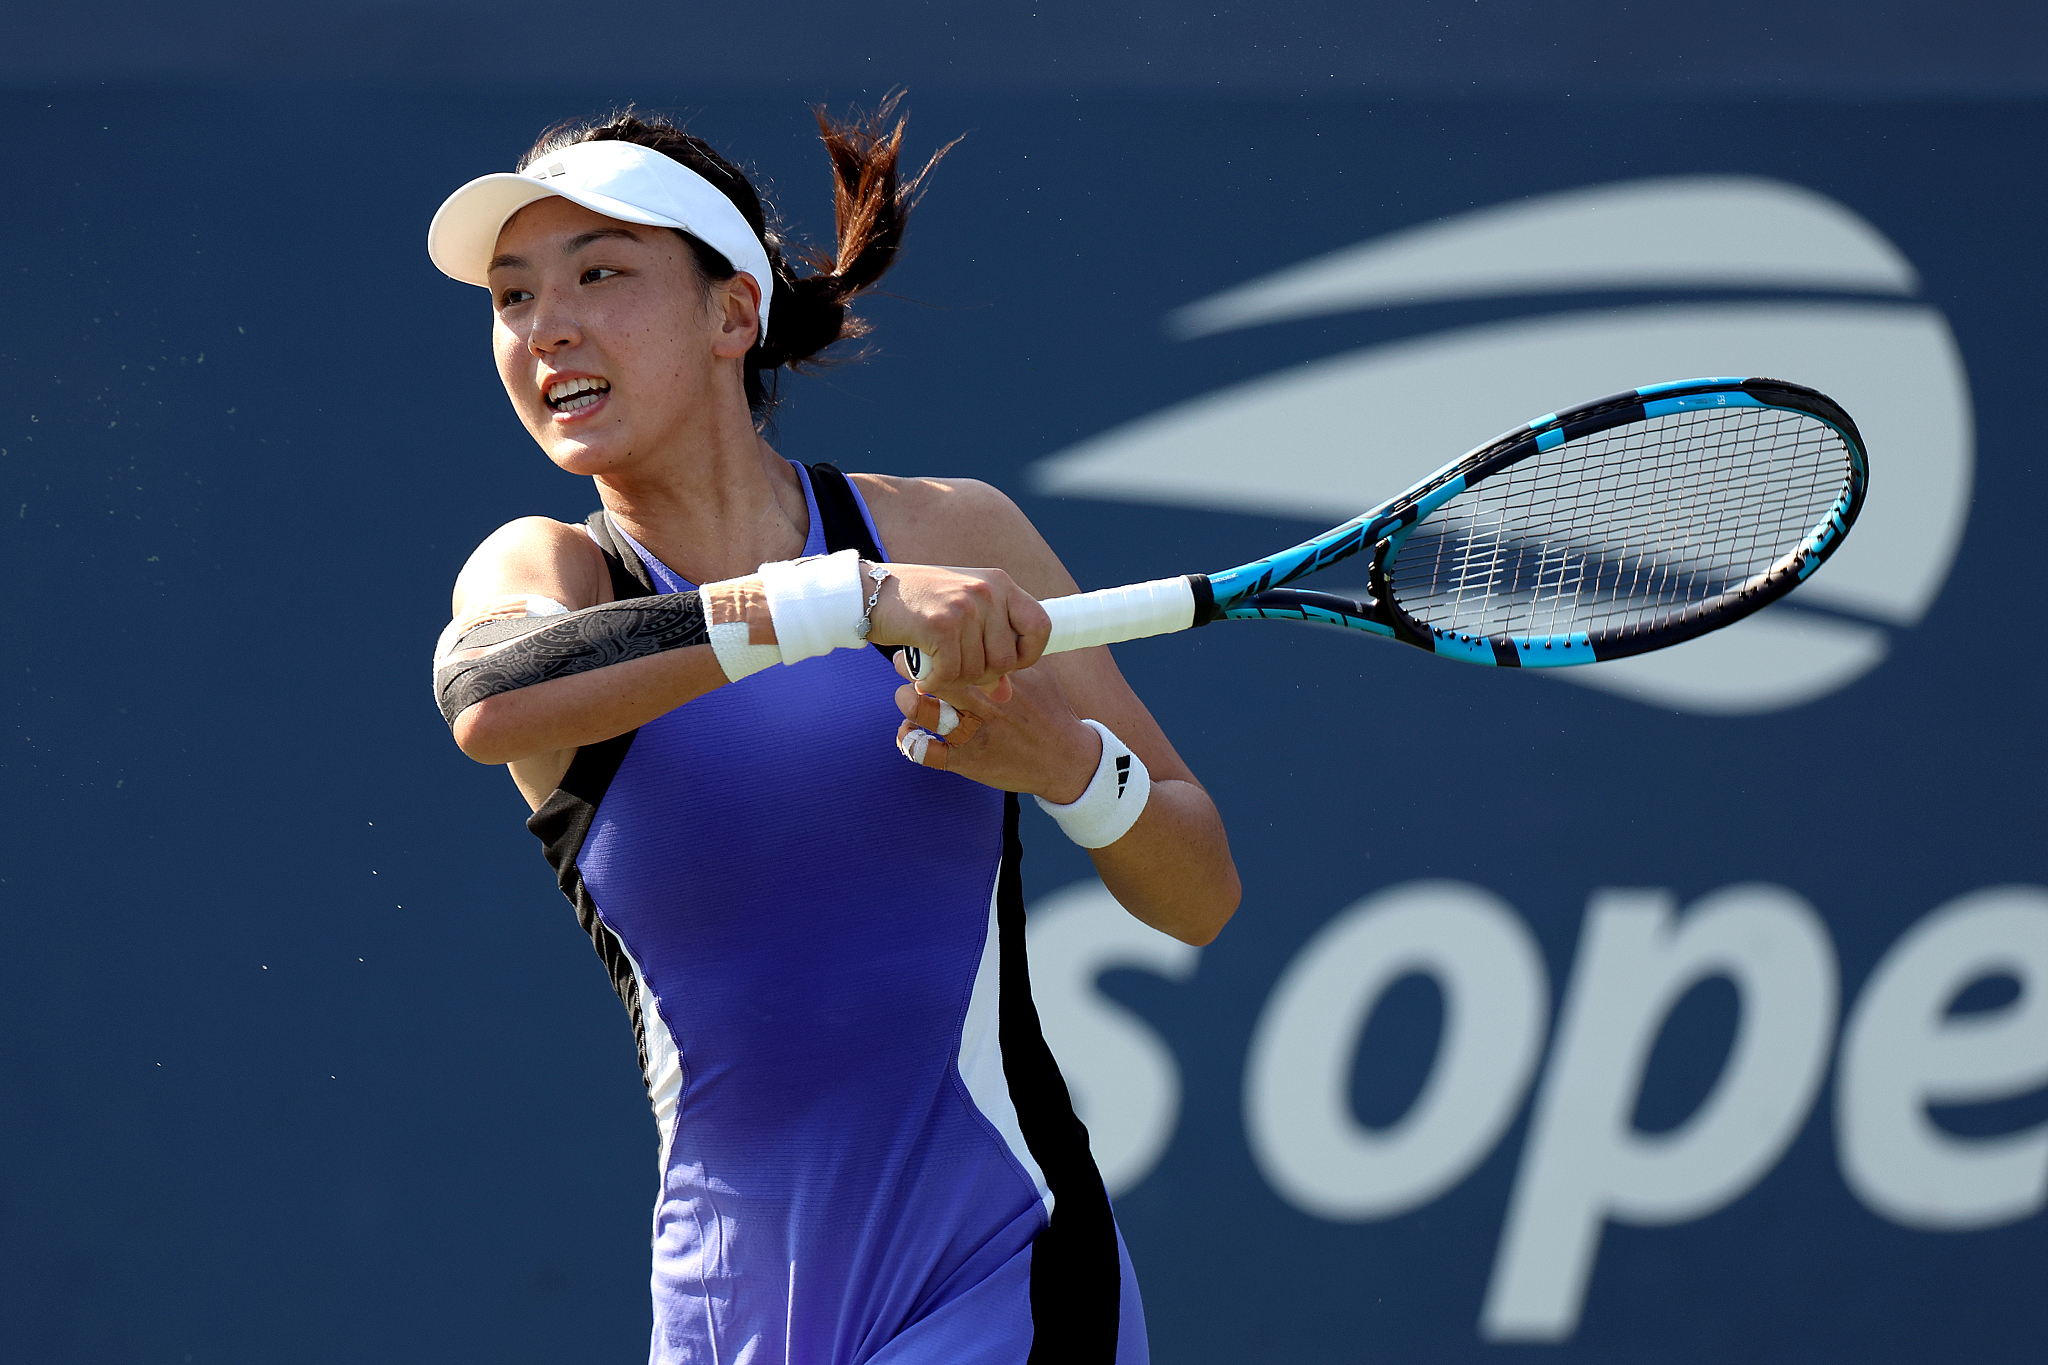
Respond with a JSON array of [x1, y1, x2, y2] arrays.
[[545, 376, 611, 413]]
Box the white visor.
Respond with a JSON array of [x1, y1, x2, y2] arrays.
[[428, 139, 773, 341]]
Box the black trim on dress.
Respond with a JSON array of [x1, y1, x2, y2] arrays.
[[995, 793, 1123, 1360], [805, 463, 900, 664], [527, 733, 647, 1077], [584, 508, 656, 599], [530, 515, 659, 1090]]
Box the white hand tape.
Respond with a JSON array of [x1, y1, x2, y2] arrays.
[[707, 619, 782, 683], [899, 727, 935, 766], [701, 574, 784, 682]]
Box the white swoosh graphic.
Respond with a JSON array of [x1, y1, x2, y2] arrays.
[[1171, 177, 1919, 340]]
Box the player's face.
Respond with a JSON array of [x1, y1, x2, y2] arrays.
[[487, 196, 753, 478]]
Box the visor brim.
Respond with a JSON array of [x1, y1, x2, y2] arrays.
[[427, 172, 692, 287]]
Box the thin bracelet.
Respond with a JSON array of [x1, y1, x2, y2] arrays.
[[855, 561, 891, 640]]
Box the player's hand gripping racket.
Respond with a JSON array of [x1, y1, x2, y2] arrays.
[[905, 377, 1867, 678]]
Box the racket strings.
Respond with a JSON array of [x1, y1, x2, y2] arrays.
[[1390, 408, 1847, 642]]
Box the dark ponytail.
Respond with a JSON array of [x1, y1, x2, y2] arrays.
[[522, 93, 954, 417]]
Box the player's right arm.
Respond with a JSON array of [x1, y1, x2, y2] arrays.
[[437, 516, 1055, 801], [440, 516, 735, 796]]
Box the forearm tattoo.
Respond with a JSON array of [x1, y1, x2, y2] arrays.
[[432, 592, 709, 724]]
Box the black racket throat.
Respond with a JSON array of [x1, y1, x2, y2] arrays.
[[1236, 544, 1434, 650]]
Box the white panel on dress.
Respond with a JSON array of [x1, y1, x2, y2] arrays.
[[619, 932, 684, 1170], [957, 880, 1054, 1217]]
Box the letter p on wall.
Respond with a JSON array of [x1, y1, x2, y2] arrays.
[[1482, 885, 1839, 1342]]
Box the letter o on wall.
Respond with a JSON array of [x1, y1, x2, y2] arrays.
[[1245, 881, 1550, 1220]]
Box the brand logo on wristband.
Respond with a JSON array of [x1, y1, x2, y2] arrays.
[[1115, 754, 1132, 798]]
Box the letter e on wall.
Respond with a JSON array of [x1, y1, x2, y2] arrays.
[[1837, 885, 2048, 1230]]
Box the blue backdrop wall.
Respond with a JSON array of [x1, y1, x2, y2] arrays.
[[3, 15, 2045, 1360]]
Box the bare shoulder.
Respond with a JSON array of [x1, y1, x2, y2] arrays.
[[450, 515, 612, 616], [849, 474, 1077, 600]]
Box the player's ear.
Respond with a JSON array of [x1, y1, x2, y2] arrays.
[[712, 273, 762, 360]]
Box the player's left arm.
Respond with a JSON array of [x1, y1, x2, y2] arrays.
[[864, 475, 1241, 946]]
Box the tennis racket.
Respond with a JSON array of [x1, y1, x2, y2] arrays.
[[908, 376, 1866, 678]]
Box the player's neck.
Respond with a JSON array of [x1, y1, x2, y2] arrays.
[[596, 418, 810, 587]]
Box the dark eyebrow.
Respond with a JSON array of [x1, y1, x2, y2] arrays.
[[566, 227, 645, 252], [487, 227, 646, 275]]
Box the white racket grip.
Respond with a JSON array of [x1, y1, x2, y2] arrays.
[[903, 575, 1202, 683], [1043, 576, 1199, 655]]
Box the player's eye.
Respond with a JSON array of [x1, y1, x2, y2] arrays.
[[581, 267, 620, 285], [497, 288, 533, 308]]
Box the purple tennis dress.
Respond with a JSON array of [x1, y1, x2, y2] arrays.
[[526, 465, 1148, 1365]]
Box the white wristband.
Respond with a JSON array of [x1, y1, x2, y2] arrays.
[[1034, 719, 1151, 849], [758, 548, 865, 664]]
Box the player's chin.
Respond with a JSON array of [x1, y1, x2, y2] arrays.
[[539, 433, 626, 477]]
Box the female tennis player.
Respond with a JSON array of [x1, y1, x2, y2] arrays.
[[427, 103, 1238, 1365]]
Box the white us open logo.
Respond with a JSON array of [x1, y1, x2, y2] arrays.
[[1031, 176, 1975, 715]]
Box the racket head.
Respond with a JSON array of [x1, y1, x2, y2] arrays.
[[1220, 377, 1867, 668]]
